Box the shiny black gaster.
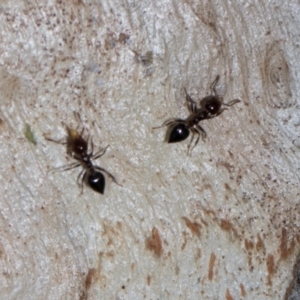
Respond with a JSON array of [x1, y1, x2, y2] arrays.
[[168, 123, 190, 143], [87, 171, 106, 194]]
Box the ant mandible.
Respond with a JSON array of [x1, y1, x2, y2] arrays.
[[154, 75, 240, 155], [46, 112, 119, 195]]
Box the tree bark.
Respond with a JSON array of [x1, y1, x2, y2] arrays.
[[0, 1, 299, 299]]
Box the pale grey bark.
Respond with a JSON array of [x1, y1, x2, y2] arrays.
[[0, 1, 299, 299]]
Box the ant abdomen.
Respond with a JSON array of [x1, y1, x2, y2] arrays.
[[168, 123, 190, 143], [87, 171, 106, 194]]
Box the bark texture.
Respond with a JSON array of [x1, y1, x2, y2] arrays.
[[0, 1, 299, 299]]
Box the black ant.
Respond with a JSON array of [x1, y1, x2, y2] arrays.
[[154, 75, 240, 154], [46, 113, 119, 195]]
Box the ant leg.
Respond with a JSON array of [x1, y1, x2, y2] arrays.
[[92, 145, 109, 160], [51, 162, 81, 172], [74, 111, 87, 137], [88, 136, 94, 157], [210, 75, 220, 95], [195, 124, 207, 139], [74, 111, 85, 127], [45, 136, 66, 145], [79, 127, 85, 139], [94, 166, 122, 187], [184, 88, 197, 113], [152, 118, 184, 129], [79, 170, 87, 195], [74, 111, 81, 122], [191, 130, 201, 155], [187, 131, 195, 155], [223, 99, 241, 107], [76, 168, 85, 186], [188, 128, 202, 155]]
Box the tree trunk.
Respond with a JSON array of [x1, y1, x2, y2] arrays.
[[0, 1, 299, 299]]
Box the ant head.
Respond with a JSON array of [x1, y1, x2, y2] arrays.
[[167, 123, 190, 143], [66, 127, 88, 155], [73, 137, 88, 154], [204, 96, 222, 115]]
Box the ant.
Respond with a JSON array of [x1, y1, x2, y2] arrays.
[[46, 113, 119, 195], [153, 75, 240, 154]]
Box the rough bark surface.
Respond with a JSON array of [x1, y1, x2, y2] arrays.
[[0, 1, 299, 299]]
